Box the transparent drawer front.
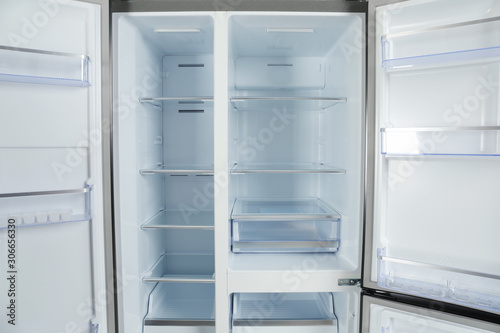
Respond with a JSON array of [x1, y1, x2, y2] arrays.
[[381, 127, 500, 156], [232, 219, 340, 253], [144, 283, 215, 328], [231, 198, 341, 253], [0, 45, 90, 87], [232, 293, 337, 333]]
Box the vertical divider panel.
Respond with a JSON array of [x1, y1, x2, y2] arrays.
[[214, 11, 230, 333]]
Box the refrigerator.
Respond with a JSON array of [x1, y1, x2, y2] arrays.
[[1, 0, 500, 333]]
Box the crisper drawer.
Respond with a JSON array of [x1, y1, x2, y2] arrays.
[[232, 293, 338, 333], [232, 219, 340, 253], [231, 198, 341, 253]]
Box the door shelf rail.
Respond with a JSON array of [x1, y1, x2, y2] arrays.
[[0, 45, 91, 87], [0, 186, 93, 230], [141, 210, 214, 230], [143, 253, 215, 283], [140, 165, 214, 176], [144, 282, 215, 328], [230, 97, 347, 112], [380, 126, 500, 156], [231, 163, 346, 174], [232, 293, 338, 330], [377, 248, 500, 314]]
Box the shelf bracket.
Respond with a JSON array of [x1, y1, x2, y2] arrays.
[[338, 279, 361, 287]]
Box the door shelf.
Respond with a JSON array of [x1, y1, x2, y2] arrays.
[[230, 163, 346, 174], [0, 186, 92, 230], [144, 282, 215, 327], [382, 45, 500, 71], [139, 97, 213, 109], [231, 198, 341, 221], [141, 210, 214, 230], [0, 45, 91, 87], [381, 16, 500, 71], [381, 127, 500, 156], [377, 248, 500, 314], [232, 293, 338, 331], [143, 253, 215, 283], [230, 97, 347, 112], [140, 165, 214, 176]]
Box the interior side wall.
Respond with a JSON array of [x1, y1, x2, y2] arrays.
[[114, 15, 164, 333]]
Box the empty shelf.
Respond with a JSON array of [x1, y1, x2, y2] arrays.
[[141, 210, 214, 230], [0, 45, 90, 87], [139, 97, 213, 109], [140, 165, 214, 175], [230, 97, 346, 112], [0, 186, 92, 230], [143, 253, 215, 283], [231, 198, 340, 221], [231, 163, 346, 174], [232, 293, 337, 328], [380, 127, 500, 156], [144, 283, 215, 326], [377, 248, 500, 314]]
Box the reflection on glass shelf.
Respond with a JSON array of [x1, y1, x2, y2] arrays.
[[0, 45, 91, 87], [232, 219, 340, 253], [381, 127, 500, 156], [231, 163, 346, 174], [377, 248, 500, 314], [143, 253, 215, 283], [144, 283, 215, 327], [140, 164, 214, 175], [382, 46, 500, 71], [141, 210, 214, 230], [230, 97, 347, 112], [231, 198, 340, 221], [139, 97, 213, 109], [232, 293, 337, 330], [0, 186, 92, 230]]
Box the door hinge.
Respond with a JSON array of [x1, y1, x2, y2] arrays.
[[338, 279, 361, 287]]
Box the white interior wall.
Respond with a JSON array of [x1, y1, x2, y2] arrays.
[[114, 14, 164, 333]]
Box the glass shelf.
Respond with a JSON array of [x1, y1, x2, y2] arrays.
[[377, 248, 500, 314], [143, 253, 215, 283], [232, 293, 337, 329], [230, 97, 347, 112], [231, 163, 346, 174], [380, 127, 500, 156], [141, 210, 214, 230], [139, 97, 213, 109], [140, 164, 214, 176], [231, 198, 340, 221], [0, 186, 92, 230], [144, 282, 215, 327], [0, 45, 90, 87]]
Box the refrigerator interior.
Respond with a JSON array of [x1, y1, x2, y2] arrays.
[[0, 0, 106, 332], [371, 0, 500, 315], [226, 13, 364, 333], [113, 13, 215, 333]]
